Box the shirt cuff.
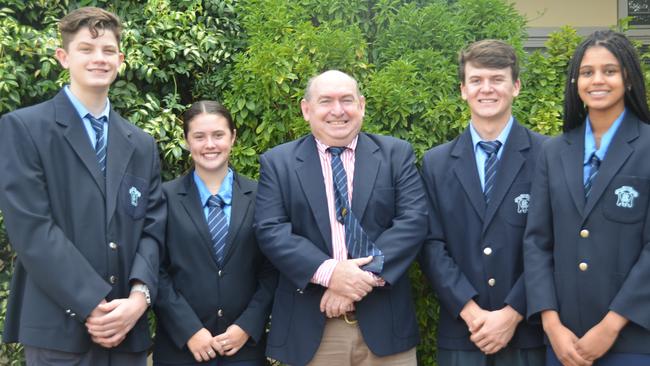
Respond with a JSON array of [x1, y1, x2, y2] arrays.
[[311, 259, 338, 287]]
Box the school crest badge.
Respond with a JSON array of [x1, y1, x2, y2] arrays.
[[514, 194, 530, 214], [614, 186, 638, 208], [129, 186, 142, 207]]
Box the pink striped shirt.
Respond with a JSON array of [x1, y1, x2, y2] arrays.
[[310, 137, 357, 286]]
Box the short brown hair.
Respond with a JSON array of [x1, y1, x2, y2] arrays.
[[59, 7, 122, 49], [458, 39, 519, 83]]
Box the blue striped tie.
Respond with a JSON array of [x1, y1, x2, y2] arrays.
[[87, 114, 107, 175], [207, 195, 229, 266], [329, 147, 384, 274], [585, 152, 601, 199], [478, 140, 502, 204]]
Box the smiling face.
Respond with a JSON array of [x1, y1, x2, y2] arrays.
[[186, 113, 236, 177], [301, 71, 365, 147], [461, 62, 520, 126], [55, 26, 124, 95], [577, 46, 625, 118]]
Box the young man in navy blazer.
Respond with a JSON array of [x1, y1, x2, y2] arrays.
[[0, 7, 165, 365], [419, 40, 545, 366], [255, 70, 428, 365]]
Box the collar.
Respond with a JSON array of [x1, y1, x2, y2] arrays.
[[63, 85, 111, 121], [193, 168, 234, 207], [469, 115, 514, 154], [584, 108, 626, 165]]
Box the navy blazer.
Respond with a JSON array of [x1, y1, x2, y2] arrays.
[[153, 172, 277, 364], [419, 120, 545, 351], [525, 112, 650, 353], [0, 89, 165, 353], [255, 133, 428, 366]]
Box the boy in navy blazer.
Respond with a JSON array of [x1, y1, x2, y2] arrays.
[[0, 7, 165, 365], [419, 40, 545, 366]]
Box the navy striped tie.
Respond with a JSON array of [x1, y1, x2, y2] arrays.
[[329, 147, 384, 274], [207, 195, 229, 266], [585, 152, 601, 199], [87, 114, 107, 175], [478, 140, 502, 204]]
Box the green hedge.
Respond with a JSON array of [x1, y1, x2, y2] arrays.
[[1, 0, 638, 364]]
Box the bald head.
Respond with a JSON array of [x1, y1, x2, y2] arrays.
[[303, 70, 362, 101]]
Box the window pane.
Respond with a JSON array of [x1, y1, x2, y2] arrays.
[[629, 0, 650, 25]]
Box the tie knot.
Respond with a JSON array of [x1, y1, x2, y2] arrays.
[[328, 147, 346, 157], [478, 140, 502, 155], [207, 195, 225, 208], [86, 114, 107, 133], [589, 153, 601, 168]]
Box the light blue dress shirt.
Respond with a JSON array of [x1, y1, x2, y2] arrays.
[[193, 168, 234, 223], [583, 109, 626, 185], [469, 116, 514, 190], [63, 85, 110, 151]]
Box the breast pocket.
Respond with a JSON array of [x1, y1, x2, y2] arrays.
[[502, 183, 531, 227], [119, 174, 149, 220], [602, 175, 650, 224]]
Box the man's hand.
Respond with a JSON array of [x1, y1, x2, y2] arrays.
[[85, 291, 148, 348], [328, 257, 375, 301], [214, 324, 250, 357], [576, 311, 627, 362], [187, 328, 221, 362], [320, 288, 355, 318], [542, 310, 592, 366], [469, 305, 522, 354]]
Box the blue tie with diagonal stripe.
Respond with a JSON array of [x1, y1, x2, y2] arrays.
[[328, 147, 384, 274], [478, 140, 502, 204], [585, 152, 601, 199], [87, 114, 107, 175], [207, 195, 229, 266]]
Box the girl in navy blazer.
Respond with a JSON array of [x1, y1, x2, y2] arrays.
[[153, 101, 276, 366], [524, 30, 650, 366]]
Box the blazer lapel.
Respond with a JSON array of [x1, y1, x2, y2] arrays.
[[583, 114, 637, 217], [295, 136, 333, 255], [178, 173, 215, 258], [352, 134, 380, 222], [560, 126, 587, 215], [222, 172, 253, 265], [55, 91, 106, 196], [105, 113, 135, 221], [452, 129, 486, 220], [483, 121, 527, 232]]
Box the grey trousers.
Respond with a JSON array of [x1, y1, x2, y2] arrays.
[[24, 345, 147, 366]]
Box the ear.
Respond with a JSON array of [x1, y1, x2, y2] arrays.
[[55, 47, 70, 69], [460, 82, 468, 101], [300, 99, 310, 122], [358, 95, 366, 117], [512, 78, 521, 97]]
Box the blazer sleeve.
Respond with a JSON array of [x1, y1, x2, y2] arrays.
[[255, 153, 331, 290], [154, 262, 205, 348], [234, 254, 278, 343], [523, 144, 559, 321], [373, 142, 428, 285], [0, 113, 111, 322], [418, 152, 478, 317], [128, 137, 165, 302]]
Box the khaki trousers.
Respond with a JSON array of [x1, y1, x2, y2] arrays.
[[306, 316, 417, 366]]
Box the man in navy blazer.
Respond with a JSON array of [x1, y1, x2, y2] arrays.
[[0, 7, 164, 365], [255, 70, 428, 365], [419, 40, 545, 366]]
